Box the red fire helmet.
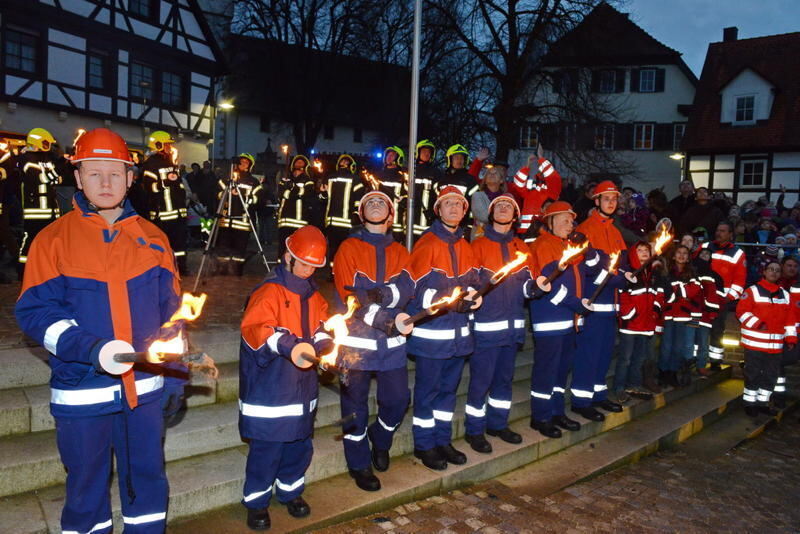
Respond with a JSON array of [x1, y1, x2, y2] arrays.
[[592, 180, 621, 198], [488, 193, 520, 217], [72, 128, 134, 165], [433, 185, 469, 215], [286, 226, 327, 267], [358, 190, 394, 221], [543, 200, 576, 219]]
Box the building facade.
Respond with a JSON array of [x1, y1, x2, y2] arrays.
[[682, 28, 800, 206], [0, 0, 224, 165]]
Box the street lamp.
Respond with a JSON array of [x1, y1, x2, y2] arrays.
[[210, 95, 235, 168], [219, 101, 235, 111]]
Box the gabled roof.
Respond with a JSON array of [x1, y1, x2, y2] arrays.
[[682, 32, 800, 153], [542, 2, 696, 82], [224, 34, 409, 134]]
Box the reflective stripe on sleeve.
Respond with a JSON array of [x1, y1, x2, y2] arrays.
[[43, 319, 78, 355]]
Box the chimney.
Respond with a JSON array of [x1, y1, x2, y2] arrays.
[[723, 27, 738, 42]]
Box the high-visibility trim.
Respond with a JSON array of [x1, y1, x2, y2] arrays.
[[594, 384, 607, 392], [433, 410, 453, 421], [741, 328, 784, 340], [571, 388, 594, 398], [51, 375, 163, 406], [387, 284, 400, 308], [620, 308, 636, 320], [541, 166, 555, 177], [62, 519, 113, 534], [530, 390, 551, 400], [266, 331, 284, 354], [777, 377, 786, 384], [122, 512, 167, 525], [711, 249, 744, 264], [757, 388, 772, 402], [532, 320, 574, 332], [387, 336, 406, 348], [774, 384, 786, 393], [411, 327, 455, 340], [460, 326, 470, 337], [487, 397, 511, 410], [340, 335, 378, 351], [174, 250, 186, 257], [275, 477, 305, 492], [43, 318, 77, 355], [553, 386, 566, 394], [585, 253, 600, 267], [742, 388, 757, 402], [741, 339, 783, 351], [422, 288, 437, 309], [344, 430, 367, 441], [594, 270, 608, 286], [413, 416, 435, 428], [550, 285, 568, 305], [592, 303, 618, 313], [362, 304, 380, 327], [239, 399, 304, 418], [514, 319, 525, 328], [243, 485, 273, 502], [709, 345, 724, 354], [465, 403, 486, 418], [378, 417, 399, 432], [619, 328, 654, 336], [474, 320, 508, 332]]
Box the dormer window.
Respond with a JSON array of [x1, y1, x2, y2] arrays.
[[734, 95, 755, 124]]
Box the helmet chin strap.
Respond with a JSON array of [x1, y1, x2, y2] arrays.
[[441, 218, 459, 229], [364, 214, 391, 225]]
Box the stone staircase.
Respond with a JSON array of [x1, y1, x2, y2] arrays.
[[0, 325, 742, 534]]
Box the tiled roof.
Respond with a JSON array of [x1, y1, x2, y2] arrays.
[[681, 32, 800, 153]]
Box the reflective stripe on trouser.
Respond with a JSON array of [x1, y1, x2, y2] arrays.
[[572, 315, 616, 408], [19, 219, 51, 266], [156, 218, 188, 271], [774, 376, 786, 393], [742, 348, 781, 406], [465, 344, 517, 435], [340, 367, 409, 470], [218, 226, 250, 263], [412, 354, 466, 451], [242, 437, 313, 509], [55, 400, 166, 534], [530, 331, 576, 422], [708, 304, 730, 360]]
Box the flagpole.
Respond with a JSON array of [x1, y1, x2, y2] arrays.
[[405, 0, 422, 251]]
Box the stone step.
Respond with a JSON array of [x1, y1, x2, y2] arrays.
[[0, 351, 537, 497], [0, 368, 734, 533]]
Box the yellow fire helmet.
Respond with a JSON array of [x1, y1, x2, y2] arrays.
[[147, 130, 175, 151], [415, 139, 436, 161], [238, 152, 256, 171], [337, 154, 356, 174], [384, 145, 406, 167], [290, 154, 310, 173], [27, 128, 56, 152], [445, 144, 469, 168]]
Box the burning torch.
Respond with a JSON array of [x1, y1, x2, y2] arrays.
[[289, 296, 357, 382], [532, 242, 588, 297], [585, 251, 628, 306], [362, 170, 382, 190], [313, 159, 324, 174], [402, 287, 464, 326], [632, 227, 673, 277], [475, 251, 529, 298]]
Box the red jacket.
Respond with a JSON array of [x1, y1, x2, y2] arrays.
[[700, 241, 746, 300], [695, 272, 725, 328], [618, 243, 665, 336], [663, 270, 703, 322], [509, 158, 561, 234], [576, 211, 626, 256], [737, 280, 797, 354]]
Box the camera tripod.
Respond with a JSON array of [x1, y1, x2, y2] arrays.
[[192, 167, 275, 293]]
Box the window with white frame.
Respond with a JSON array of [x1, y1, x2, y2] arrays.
[[594, 124, 614, 150], [673, 123, 686, 151], [639, 69, 656, 92], [519, 125, 538, 149], [633, 124, 654, 150], [599, 70, 616, 93], [740, 160, 766, 187], [735, 95, 755, 124]]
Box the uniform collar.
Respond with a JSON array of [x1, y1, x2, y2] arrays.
[[73, 191, 138, 224], [429, 219, 463, 243], [354, 227, 394, 248], [758, 279, 780, 293], [591, 210, 614, 223], [273, 264, 317, 299], [485, 225, 513, 244]]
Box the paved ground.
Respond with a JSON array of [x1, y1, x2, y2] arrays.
[[317, 414, 800, 534]]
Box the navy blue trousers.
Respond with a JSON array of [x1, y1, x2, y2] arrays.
[[412, 355, 466, 451], [340, 367, 410, 470], [55, 400, 167, 534], [572, 315, 616, 408], [530, 332, 576, 422], [242, 437, 313, 509], [465, 344, 517, 435]]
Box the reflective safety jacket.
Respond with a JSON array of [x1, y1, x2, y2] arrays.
[[663, 269, 703, 322], [437, 168, 479, 200], [140, 152, 186, 222], [239, 264, 330, 441], [470, 226, 534, 348], [15, 192, 181, 418], [332, 229, 413, 370], [323, 169, 364, 230], [527, 231, 596, 336], [408, 161, 442, 237], [20, 150, 61, 223], [218, 171, 262, 231], [376, 166, 407, 235], [403, 220, 479, 358], [582, 249, 626, 316], [576, 211, 626, 256], [694, 260, 725, 328], [277, 172, 315, 230], [509, 158, 561, 234], [737, 280, 797, 354], [700, 241, 747, 300]]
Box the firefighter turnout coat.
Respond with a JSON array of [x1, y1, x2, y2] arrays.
[[700, 241, 747, 300], [737, 281, 798, 354], [140, 151, 186, 223], [508, 158, 562, 235]]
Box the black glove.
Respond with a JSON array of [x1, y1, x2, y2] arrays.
[[568, 231, 587, 245], [365, 288, 385, 305], [455, 298, 475, 313], [314, 338, 336, 358]]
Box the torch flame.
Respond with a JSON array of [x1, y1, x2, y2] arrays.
[[608, 251, 620, 273], [319, 295, 359, 367], [146, 293, 207, 361], [652, 227, 673, 256], [313, 159, 323, 173], [400, 171, 409, 184], [558, 242, 588, 269], [490, 251, 529, 284], [72, 128, 86, 147], [362, 171, 381, 190], [169, 145, 179, 166], [428, 287, 463, 314]]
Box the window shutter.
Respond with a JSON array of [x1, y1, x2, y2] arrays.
[[654, 124, 672, 151], [615, 124, 633, 150], [615, 69, 626, 93], [630, 69, 640, 93], [655, 68, 666, 92]]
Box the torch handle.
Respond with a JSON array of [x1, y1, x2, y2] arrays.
[[299, 352, 346, 377], [532, 265, 566, 298], [586, 273, 610, 306], [632, 256, 658, 277], [113, 352, 148, 363], [403, 309, 432, 326], [113, 351, 208, 364]]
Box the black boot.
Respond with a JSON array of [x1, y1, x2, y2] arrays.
[[571, 406, 605, 422], [744, 405, 759, 418], [437, 443, 467, 464], [773, 394, 786, 409], [758, 405, 778, 416], [368, 426, 390, 472], [530, 419, 562, 439], [283, 496, 310, 518], [465, 433, 493, 454], [349, 468, 381, 492], [487, 427, 522, 444], [552, 415, 581, 431], [414, 448, 447, 470], [246, 507, 271, 530], [593, 399, 623, 413]]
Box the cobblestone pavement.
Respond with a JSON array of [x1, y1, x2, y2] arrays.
[[318, 416, 800, 533]]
